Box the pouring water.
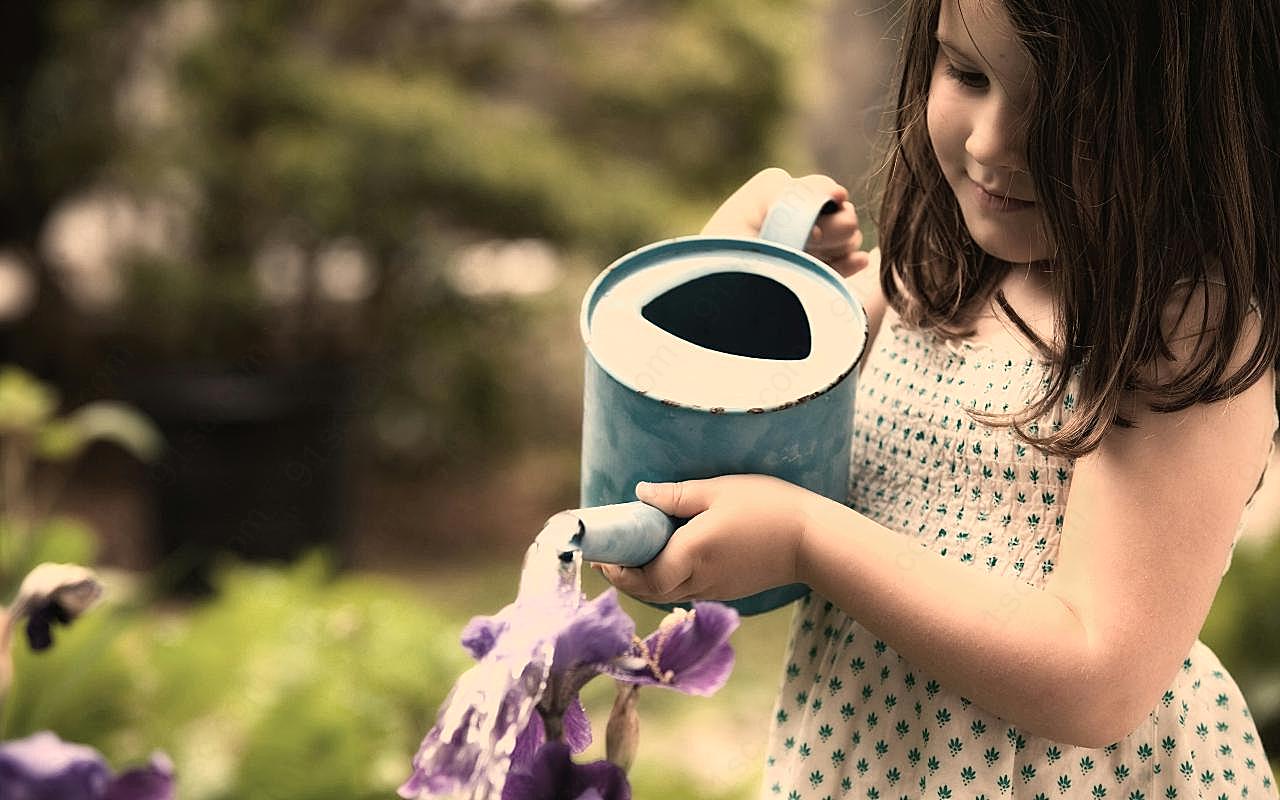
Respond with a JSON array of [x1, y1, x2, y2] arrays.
[[402, 516, 582, 800]]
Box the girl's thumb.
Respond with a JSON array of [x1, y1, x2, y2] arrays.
[[635, 480, 702, 516], [635, 480, 663, 504]]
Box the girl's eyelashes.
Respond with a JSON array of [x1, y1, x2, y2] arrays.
[[943, 61, 989, 90]]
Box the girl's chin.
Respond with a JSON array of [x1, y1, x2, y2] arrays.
[[962, 216, 1051, 263]]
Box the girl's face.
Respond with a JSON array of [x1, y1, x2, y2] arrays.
[[927, 0, 1051, 263]]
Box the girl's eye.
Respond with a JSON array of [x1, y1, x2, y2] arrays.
[[944, 62, 989, 90]]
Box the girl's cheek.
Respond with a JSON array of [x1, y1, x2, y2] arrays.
[[928, 80, 974, 164], [926, 91, 956, 163]]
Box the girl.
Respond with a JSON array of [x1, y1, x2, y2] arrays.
[[598, 0, 1280, 798]]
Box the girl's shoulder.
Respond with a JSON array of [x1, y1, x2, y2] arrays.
[[1128, 267, 1272, 409]]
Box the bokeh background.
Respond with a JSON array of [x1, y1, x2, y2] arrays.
[[0, 1, 1275, 798]]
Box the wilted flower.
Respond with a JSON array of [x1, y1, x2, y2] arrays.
[[1, 563, 105, 703], [605, 603, 739, 695], [0, 730, 174, 800], [500, 741, 629, 800], [6, 563, 104, 651]]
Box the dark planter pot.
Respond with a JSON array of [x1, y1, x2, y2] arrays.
[[125, 362, 353, 593]]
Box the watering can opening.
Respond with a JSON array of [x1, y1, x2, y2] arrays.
[[640, 271, 812, 361]]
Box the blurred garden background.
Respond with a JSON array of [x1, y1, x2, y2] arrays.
[[0, 1, 1276, 798]]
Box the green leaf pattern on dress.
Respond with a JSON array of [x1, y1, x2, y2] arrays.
[[762, 325, 1279, 799]]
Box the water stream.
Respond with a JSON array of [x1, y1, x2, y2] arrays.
[[407, 516, 582, 799]]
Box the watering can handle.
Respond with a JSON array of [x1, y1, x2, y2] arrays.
[[758, 179, 843, 252], [553, 501, 680, 567]]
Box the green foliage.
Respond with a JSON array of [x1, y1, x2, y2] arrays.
[[0, 367, 160, 464], [133, 555, 469, 799], [0, 366, 160, 596], [1201, 535, 1280, 734], [0, 367, 58, 433], [3, 553, 795, 799], [0, 516, 100, 599], [9, 0, 819, 465], [4, 554, 473, 800], [2, 591, 138, 748]]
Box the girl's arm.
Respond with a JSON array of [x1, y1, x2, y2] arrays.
[[805, 302, 1274, 747]]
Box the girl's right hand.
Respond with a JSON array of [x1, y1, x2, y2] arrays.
[[701, 168, 870, 277]]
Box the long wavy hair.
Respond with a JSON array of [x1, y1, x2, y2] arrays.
[[875, 0, 1280, 458]]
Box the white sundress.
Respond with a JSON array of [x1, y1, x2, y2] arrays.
[[760, 312, 1280, 800]]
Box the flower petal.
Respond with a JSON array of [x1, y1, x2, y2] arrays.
[[606, 601, 738, 695], [25, 600, 73, 651], [460, 613, 506, 660], [0, 731, 111, 800], [104, 753, 175, 800], [501, 741, 630, 800], [550, 590, 634, 674], [5, 564, 103, 654], [562, 695, 592, 754], [510, 711, 545, 774], [398, 707, 482, 797], [656, 601, 738, 694]]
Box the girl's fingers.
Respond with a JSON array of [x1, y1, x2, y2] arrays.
[[810, 202, 859, 239], [795, 174, 850, 207], [635, 479, 713, 517], [802, 200, 867, 276], [827, 249, 873, 278], [702, 170, 852, 241], [599, 559, 696, 603]]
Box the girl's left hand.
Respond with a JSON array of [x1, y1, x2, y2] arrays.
[[595, 475, 813, 604]]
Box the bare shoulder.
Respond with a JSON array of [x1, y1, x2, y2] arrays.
[[1130, 273, 1272, 395], [1100, 289, 1275, 500], [845, 247, 892, 357]]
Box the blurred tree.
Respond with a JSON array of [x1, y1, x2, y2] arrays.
[[0, 0, 816, 455], [0, 0, 820, 575]]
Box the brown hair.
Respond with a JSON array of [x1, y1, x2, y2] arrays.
[[874, 0, 1280, 458]]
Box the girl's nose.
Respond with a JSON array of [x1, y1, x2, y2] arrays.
[[965, 100, 1026, 170]]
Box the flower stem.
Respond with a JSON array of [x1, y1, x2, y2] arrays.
[[605, 681, 640, 773], [543, 707, 564, 743], [0, 607, 13, 728]]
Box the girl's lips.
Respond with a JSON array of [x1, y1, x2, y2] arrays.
[[970, 179, 1036, 212]]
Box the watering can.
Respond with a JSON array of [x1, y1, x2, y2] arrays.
[[547, 179, 868, 616]]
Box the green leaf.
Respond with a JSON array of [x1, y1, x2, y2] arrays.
[[35, 420, 87, 463], [0, 367, 58, 434], [57, 401, 164, 462], [0, 516, 98, 599]]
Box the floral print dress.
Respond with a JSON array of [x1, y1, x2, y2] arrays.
[[761, 315, 1280, 800]]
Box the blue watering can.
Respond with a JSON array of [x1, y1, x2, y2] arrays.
[[548, 179, 868, 616]]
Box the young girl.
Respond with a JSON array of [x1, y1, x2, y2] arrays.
[[598, 0, 1280, 798]]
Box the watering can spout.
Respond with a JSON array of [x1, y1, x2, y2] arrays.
[[541, 502, 678, 567]]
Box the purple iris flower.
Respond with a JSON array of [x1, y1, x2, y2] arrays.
[[460, 588, 635, 675], [402, 570, 739, 800], [500, 741, 629, 800], [605, 602, 739, 695], [512, 696, 592, 768], [0, 731, 174, 800], [401, 587, 636, 798]]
